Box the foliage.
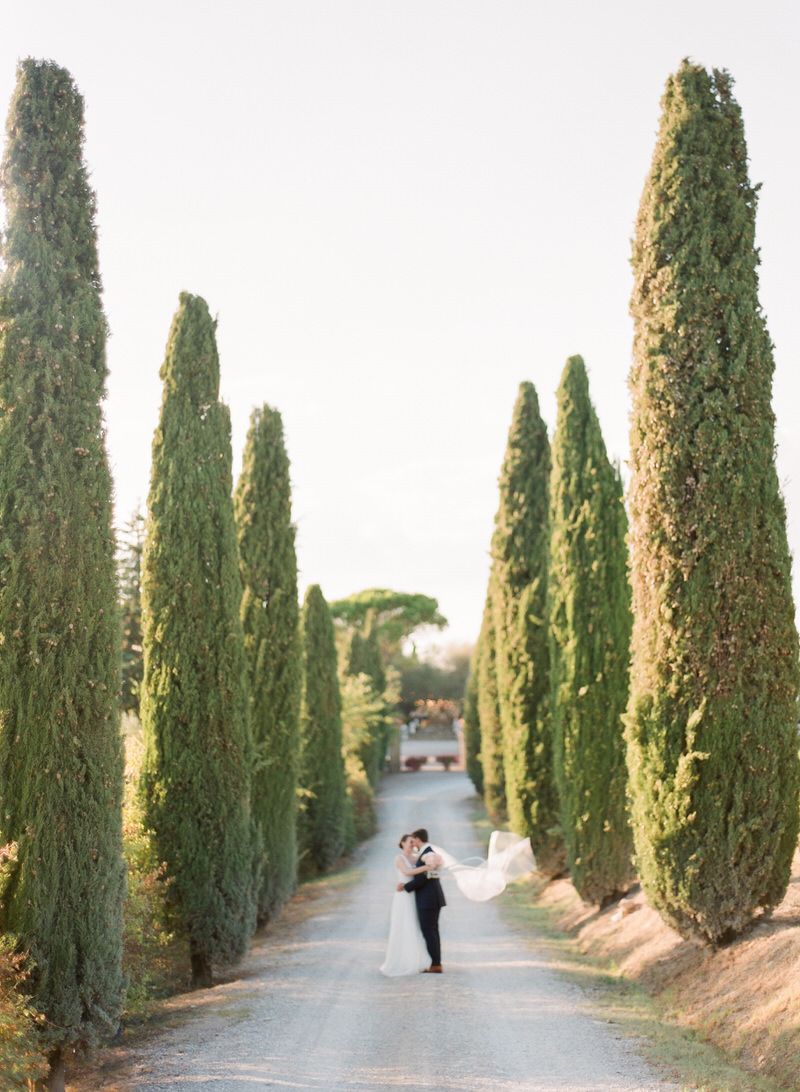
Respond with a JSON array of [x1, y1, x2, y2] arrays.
[[0, 925, 47, 1089], [298, 586, 350, 876], [463, 632, 484, 795], [626, 62, 800, 944], [0, 58, 126, 1057], [341, 673, 386, 760], [408, 697, 460, 728], [492, 383, 563, 874], [330, 589, 446, 654], [118, 507, 145, 717], [235, 405, 301, 922], [549, 355, 634, 904], [341, 623, 388, 785], [476, 594, 506, 822], [344, 619, 386, 694], [396, 644, 471, 715], [120, 719, 185, 1015], [140, 293, 257, 985], [344, 755, 377, 843]]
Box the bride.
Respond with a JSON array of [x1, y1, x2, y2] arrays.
[[379, 834, 443, 977]]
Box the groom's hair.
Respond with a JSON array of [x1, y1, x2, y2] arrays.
[[412, 828, 428, 842]]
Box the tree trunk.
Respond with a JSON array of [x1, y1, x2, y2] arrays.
[[35, 1047, 65, 1092], [191, 949, 213, 989]]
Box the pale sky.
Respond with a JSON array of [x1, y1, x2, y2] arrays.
[[3, 2, 799, 647]]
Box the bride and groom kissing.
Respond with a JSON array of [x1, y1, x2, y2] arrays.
[[380, 828, 446, 977]]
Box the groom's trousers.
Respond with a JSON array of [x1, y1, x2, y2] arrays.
[[418, 907, 441, 966]]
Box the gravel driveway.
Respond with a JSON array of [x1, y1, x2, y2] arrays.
[[110, 772, 676, 1091]]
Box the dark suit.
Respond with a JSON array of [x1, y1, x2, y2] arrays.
[[404, 844, 446, 966]]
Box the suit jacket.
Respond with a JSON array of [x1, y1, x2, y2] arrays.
[[403, 844, 446, 910]]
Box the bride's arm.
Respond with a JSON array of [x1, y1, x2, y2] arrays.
[[395, 854, 443, 876]]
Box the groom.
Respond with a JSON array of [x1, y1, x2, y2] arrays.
[[397, 827, 446, 973]]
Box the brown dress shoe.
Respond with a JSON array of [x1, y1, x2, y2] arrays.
[[426, 964, 443, 973]]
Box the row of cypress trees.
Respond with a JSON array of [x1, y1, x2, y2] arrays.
[[466, 60, 799, 943], [0, 59, 354, 1089], [141, 299, 355, 973]]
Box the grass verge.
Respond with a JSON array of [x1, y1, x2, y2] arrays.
[[472, 805, 786, 1092]]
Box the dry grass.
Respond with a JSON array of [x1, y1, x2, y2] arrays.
[[506, 840, 800, 1090]]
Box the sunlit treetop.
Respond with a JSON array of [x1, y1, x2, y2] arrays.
[[329, 588, 447, 648]]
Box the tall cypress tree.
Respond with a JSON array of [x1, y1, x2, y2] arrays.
[[344, 615, 386, 694], [140, 294, 257, 986], [626, 62, 800, 944], [549, 356, 634, 905], [0, 60, 125, 1087], [298, 585, 349, 874], [477, 590, 505, 821], [463, 635, 483, 796], [235, 405, 301, 922], [119, 507, 145, 717], [492, 383, 563, 874]]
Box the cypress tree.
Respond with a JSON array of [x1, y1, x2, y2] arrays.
[[119, 507, 145, 717], [235, 405, 301, 922], [463, 636, 483, 796], [0, 60, 125, 1086], [626, 62, 800, 944], [140, 293, 257, 986], [342, 618, 387, 785], [476, 591, 505, 822], [492, 383, 563, 874], [298, 585, 349, 874], [549, 355, 634, 905], [344, 615, 386, 694]]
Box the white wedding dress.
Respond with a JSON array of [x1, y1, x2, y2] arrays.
[[379, 855, 430, 977]]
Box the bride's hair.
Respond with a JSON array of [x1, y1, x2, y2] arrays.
[[398, 833, 411, 848]]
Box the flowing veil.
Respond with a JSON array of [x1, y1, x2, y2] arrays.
[[430, 831, 535, 902]]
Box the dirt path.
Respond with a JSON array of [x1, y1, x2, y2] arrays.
[[101, 773, 677, 1091]]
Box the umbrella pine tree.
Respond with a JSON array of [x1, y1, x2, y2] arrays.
[[235, 405, 301, 922], [298, 585, 349, 874], [549, 355, 634, 905], [140, 294, 257, 986], [492, 383, 563, 874], [0, 59, 125, 1088], [626, 62, 800, 943]]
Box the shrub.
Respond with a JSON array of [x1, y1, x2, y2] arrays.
[[121, 720, 186, 1016], [345, 756, 377, 843], [0, 929, 47, 1089]]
